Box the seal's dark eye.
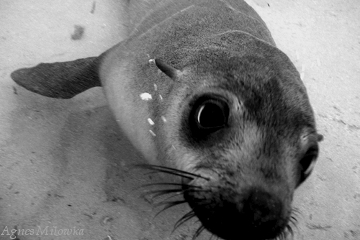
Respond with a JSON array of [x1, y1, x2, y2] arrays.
[[185, 94, 230, 144], [195, 99, 228, 129], [298, 145, 319, 185]]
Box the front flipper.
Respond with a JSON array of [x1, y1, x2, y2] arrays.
[[11, 57, 101, 99]]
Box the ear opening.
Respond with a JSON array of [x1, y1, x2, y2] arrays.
[[154, 59, 182, 80], [11, 57, 101, 99]]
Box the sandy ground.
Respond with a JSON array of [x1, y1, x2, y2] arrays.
[[0, 0, 359, 239]]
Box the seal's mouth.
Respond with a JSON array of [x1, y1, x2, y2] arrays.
[[136, 164, 297, 240]]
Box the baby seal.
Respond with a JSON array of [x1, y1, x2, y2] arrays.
[[11, 0, 323, 239]]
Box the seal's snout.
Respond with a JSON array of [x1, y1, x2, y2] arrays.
[[243, 188, 284, 238], [185, 185, 287, 240]]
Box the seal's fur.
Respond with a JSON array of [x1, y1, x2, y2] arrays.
[[11, 0, 322, 239]]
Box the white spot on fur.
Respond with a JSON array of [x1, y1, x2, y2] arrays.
[[149, 130, 156, 137], [147, 118, 155, 125], [140, 93, 152, 100], [159, 94, 163, 101], [154, 84, 158, 91], [149, 58, 155, 64], [161, 116, 167, 123]]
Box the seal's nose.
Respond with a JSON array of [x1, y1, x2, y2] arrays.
[[242, 188, 284, 238], [185, 186, 287, 240]]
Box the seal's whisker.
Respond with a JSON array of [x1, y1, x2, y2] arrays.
[[153, 190, 186, 203], [290, 215, 298, 224], [192, 225, 206, 240], [142, 184, 199, 200], [135, 164, 210, 180], [154, 199, 187, 208], [277, 230, 286, 240], [287, 225, 294, 238], [143, 185, 207, 210], [293, 209, 303, 221], [132, 182, 199, 194], [286, 218, 298, 238], [140, 182, 201, 189], [138, 184, 183, 199], [145, 188, 183, 199], [145, 169, 194, 180], [276, 211, 297, 240], [172, 210, 196, 233], [291, 207, 302, 219], [289, 208, 300, 232], [154, 200, 188, 218], [158, 191, 211, 213], [153, 188, 211, 204], [153, 191, 181, 200]]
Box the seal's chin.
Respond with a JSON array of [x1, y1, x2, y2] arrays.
[[184, 184, 290, 240]]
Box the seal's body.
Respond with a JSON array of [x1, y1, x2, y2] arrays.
[[11, 0, 323, 239]]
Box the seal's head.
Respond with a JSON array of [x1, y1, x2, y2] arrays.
[[147, 46, 322, 240]]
